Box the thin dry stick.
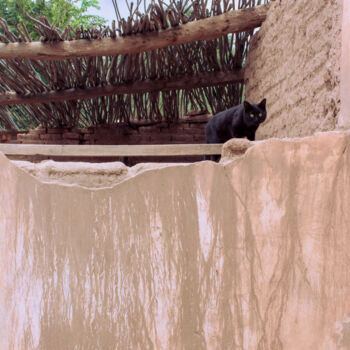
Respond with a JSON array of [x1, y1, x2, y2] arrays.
[[0, 0, 269, 129]]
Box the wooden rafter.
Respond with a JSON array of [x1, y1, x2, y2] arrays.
[[0, 5, 268, 60], [0, 70, 244, 106]]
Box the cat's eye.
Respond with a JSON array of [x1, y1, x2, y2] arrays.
[[259, 113, 262, 117], [250, 114, 254, 118]]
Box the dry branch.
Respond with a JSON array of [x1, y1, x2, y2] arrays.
[[0, 0, 270, 130], [0, 70, 243, 106], [0, 5, 268, 60]]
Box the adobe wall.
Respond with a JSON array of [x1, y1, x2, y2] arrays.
[[1, 130, 350, 349], [245, 0, 343, 139], [339, 0, 350, 127]]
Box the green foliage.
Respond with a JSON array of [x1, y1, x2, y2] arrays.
[[48, 0, 106, 28], [0, 0, 107, 39]]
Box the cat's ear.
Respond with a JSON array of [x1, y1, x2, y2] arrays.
[[243, 101, 252, 111], [258, 98, 266, 110]]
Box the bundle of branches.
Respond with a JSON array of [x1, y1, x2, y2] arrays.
[[0, 0, 269, 130]]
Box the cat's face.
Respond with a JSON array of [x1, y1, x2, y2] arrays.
[[242, 99, 267, 127]]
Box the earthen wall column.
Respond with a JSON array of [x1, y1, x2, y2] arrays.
[[339, 0, 350, 128]]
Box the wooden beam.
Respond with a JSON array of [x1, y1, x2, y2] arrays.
[[0, 5, 269, 60], [0, 143, 223, 157], [0, 70, 244, 106]]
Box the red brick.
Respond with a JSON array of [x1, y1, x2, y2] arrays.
[[185, 109, 209, 117], [29, 128, 47, 135], [126, 135, 143, 144], [182, 126, 206, 135], [83, 134, 95, 141], [148, 134, 173, 143], [193, 135, 206, 142], [69, 128, 83, 134], [170, 135, 194, 143], [189, 122, 207, 128], [6, 140, 22, 144], [80, 127, 95, 134], [43, 140, 64, 145], [183, 115, 211, 123], [47, 128, 65, 134], [17, 133, 40, 141], [19, 139, 45, 144], [61, 139, 80, 144], [138, 126, 161, 133], [1, 134, 9, 142], [40, 133, 63, 141], [63, 132, 81, 140], [158, 122, 171, 129]]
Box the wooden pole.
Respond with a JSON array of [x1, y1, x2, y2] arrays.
[[0, 5, 269, 60], [0, 70, 244, 106], [0, 143, 223, 157]]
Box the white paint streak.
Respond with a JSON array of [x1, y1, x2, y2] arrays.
[[196, 189, 213, 262], [149, 210, 170, 349], [259, 180, 285, 235]]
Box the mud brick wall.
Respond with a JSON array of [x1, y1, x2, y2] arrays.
[[6, 115, 209, 146], [1, 115, 210, 164], [245, 0, 342, 139], [0, 130, 20, 143]]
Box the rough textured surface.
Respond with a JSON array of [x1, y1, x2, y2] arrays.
[[340, 0, 350, 127], [1, 116, 209, 164], [1, 131, 350, 349], [1, 115, 209, 147], [245, 0, 342, 139], [12, 159, 182, 188], [12, 160, 130, 188], [12, 139, 253, 187], [220, 138, 253, 163]]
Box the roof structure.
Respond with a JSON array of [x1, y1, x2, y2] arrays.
[[0, 0, 269, 130]]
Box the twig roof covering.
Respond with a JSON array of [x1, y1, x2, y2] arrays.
[[0, 0, 268, 131]]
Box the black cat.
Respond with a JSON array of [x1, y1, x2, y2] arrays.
[[205, 99, 267, 161]]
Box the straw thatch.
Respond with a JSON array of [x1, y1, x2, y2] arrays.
[[0, 0, 269, 130]]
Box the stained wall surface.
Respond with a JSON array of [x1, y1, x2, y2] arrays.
[[1, 131, 350, 349], [245, 0, 342, 139]]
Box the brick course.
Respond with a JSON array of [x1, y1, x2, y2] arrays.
[[0, 114, 210, 164]]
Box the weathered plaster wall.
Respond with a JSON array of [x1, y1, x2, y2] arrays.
[[245, 0, 342, 139], [1, 131, 350, 349]]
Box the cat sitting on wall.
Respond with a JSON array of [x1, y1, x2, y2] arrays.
[[205, 99, 267, 161]]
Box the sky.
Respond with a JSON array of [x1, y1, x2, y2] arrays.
[[88, 0, 243, 25], [87, 0, 152, 25]]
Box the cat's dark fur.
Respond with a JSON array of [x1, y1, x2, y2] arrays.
[[205, 99, 267, 161]]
